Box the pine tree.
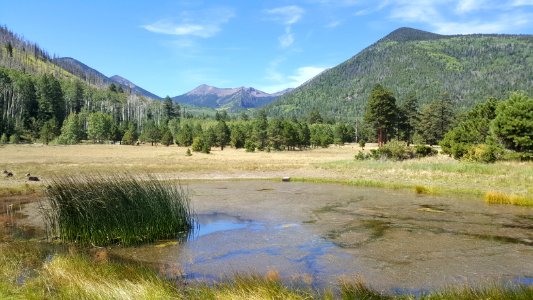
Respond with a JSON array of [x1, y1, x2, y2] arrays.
[[363, 84, 398, 146], [215, 120, 230, 150], [58, 113, 83, 144], [491, 92, 533, 152]]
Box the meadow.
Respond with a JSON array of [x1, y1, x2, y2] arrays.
[[1, 143, 532, 299], [1, 143, 531, 201]]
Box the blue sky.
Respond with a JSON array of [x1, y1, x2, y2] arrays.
[[1, 0, 532, 97]]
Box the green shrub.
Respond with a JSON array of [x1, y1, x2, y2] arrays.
[[8, 133, 20, 144], [191, 136, 204, 152], [376, 140, 414, 161], [0, 133, 7, 144], [501, 151, 533, 161], [354, 151, 371, 160], [358, 139, 366, 149], [41, 174, 195, 246], [245, 140, 256, 152], [463, 143, 503, 163], [414, 145, 438, 158]]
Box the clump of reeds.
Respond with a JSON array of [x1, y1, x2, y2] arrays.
[[41, 173, 195, 246], [414, 185, 435, 195], [484, 191, 533, 207]]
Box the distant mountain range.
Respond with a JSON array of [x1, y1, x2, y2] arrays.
[[267, 27, 533, 121], [2, 25, 532, 118], [173, 84, 293, 111], [52, 57, 162, 99]]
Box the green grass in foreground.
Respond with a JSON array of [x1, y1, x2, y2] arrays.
[[0, 237, 531, 300], [42, 173, 195, 246]]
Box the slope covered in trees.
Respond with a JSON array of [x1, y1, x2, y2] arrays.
[[268, 27, 532, 122]]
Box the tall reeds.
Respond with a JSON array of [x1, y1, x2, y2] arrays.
[[41, 173, 195, 246]]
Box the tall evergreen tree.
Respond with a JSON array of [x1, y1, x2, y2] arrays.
[[215, 120, 230, 150], [253, 110, 268, 150], [363, 84, 398, 145], [491, 92, 532, 152], [398, 92, 419, 144], [58, 113, 83, 144], [37, 74, 65, 126], [417, 95, 455, 145]]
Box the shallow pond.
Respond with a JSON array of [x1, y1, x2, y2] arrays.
[[110, 181, 533, 292]]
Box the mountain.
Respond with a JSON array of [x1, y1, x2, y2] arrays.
[[173, 84, 290, 111], [0, 25, 160, 100], [109, 75, 161, 100], [52, 57, 161, 99], [52, 57, 111, 86], [267, 27, 533, 122]]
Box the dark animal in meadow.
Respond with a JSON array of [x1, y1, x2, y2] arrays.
[[26, 173, 40, 181], [3, 170, 13, 177]]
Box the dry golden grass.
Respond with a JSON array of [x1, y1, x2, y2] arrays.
[[1, 143, 531, 201], [484, 191, 533, 206]]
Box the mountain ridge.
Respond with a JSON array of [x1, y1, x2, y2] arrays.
[[266, 27, 533, 121], [173, 84, 292, 111]]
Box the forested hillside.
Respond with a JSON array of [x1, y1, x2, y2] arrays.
[[268, 27, 533, 122], [0, 25, 178, 142]]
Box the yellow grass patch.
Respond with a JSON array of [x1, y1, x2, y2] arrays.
[[484, 191, 533, 206]]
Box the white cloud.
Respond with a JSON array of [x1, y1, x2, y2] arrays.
[[326, 20, 342, 28], [261, 65, 327, 93], [265, 5, 305, 48], [279, 28, 295, 48], [433, 13, 532, 34], [512, 0, 533, 5], [372, 0, 533, 34], [143, 7, 235, 38], [455, 0, 486, 14], [265, 5, 305, 25]]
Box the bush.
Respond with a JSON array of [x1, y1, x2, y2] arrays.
[[375, 140, 413, 161], [501, 151, 533, 161], [358, 139, 366, 149], [414, 145, 438, 158], [9, 133, 20, 144], [0, 133, 7, 144], [463, 143, 503, 163], [245, 140, 256, 152], [191, 136, 204, 152], [354, 151, 371, 160]]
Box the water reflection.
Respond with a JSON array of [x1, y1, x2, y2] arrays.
[[109, 181, 533, 292]]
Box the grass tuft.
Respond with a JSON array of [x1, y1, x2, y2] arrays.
[[414, 185, 432, 194], [484, 191, 533, 207], [41, 173, 195, 246]]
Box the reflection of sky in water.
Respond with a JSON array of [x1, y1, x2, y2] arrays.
[[513, 277, 533, 285], [112, 181, 533, 293], [192, 213, 255, 238], [180, 213, 355, 289]]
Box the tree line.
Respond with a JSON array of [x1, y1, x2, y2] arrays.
[[0, 66, 179, 144], [360, 84, 532, 161]]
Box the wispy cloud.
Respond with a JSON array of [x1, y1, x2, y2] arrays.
[[326, 20, 342, 28], [143, 7, 235, 38], [265, 5, 305, 25], [261, 63, 327, 93], [363, 0, 533, 34], [265, 5, 305, 48]]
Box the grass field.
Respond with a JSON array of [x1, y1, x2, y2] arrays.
[[1, 143, 532, 298], [1, 143, 531, 200]]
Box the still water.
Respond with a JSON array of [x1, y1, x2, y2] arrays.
[[110, 181, 533, 292]]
